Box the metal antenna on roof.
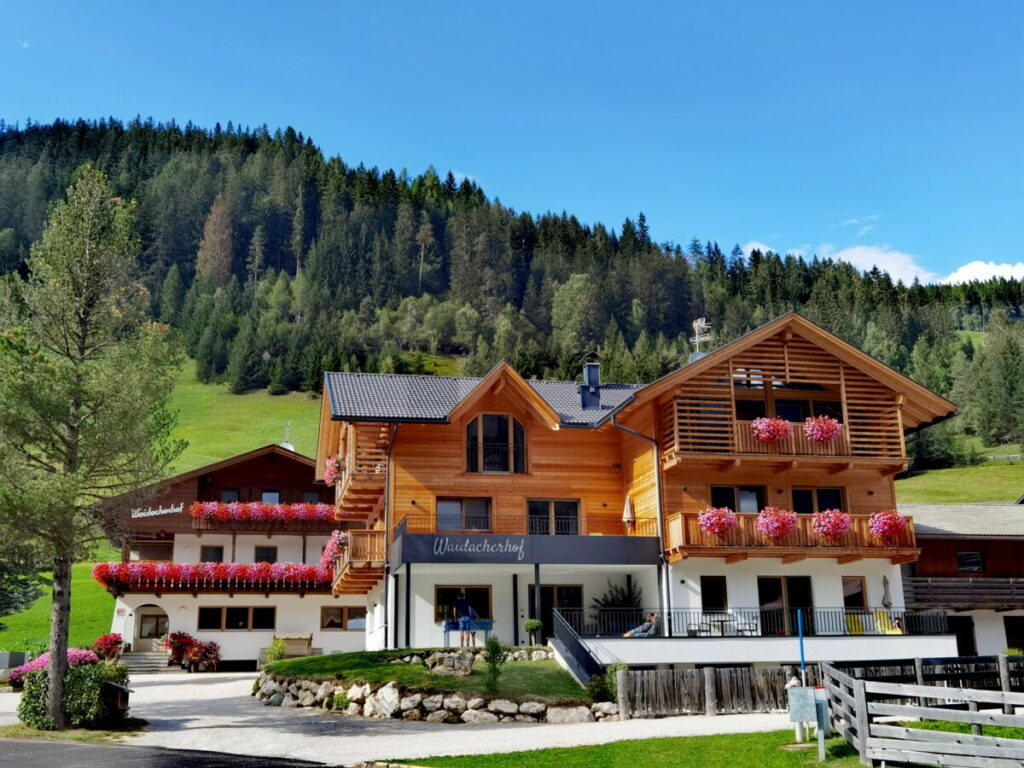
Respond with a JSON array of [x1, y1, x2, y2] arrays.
[[690, 318, 712, 353], [281, 421, 295, 452]]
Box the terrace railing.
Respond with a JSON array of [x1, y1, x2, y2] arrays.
[[904, 576, 1024, 610], [398, 512, 657, 538]]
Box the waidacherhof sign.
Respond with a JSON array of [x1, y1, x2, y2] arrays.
[[131, 503, 184, 519], [432, 536, 527, 562]]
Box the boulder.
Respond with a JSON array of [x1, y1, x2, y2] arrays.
[[403, 709, 423, 720], [592, 702, 618, 716], [518, 701, 546, 715], [425, 709, 449, 723], [297, 691, 316, 708], [258, 679, 279, 698], [422, 694, 444, 711], [429, 649, 475, 676], [512, 650, 528, 661], [424, 652, 443, 667], [461, 709, 499, 724], [515, 714, 538, 723], [347, 684, 366, 703], [400, 693, 423, 711], [530, 650, 548, 661], [487, 699, 518, 714], [466, 697, 485, 710], [280, 696, 299, 709], [375, 682, 401, 718], [265, 691, 285, 707], [442, 694, 467, 713], [288, 683, 300, 696], [363, 696, 378, 718], [409, 655, 424, 665], [314, 681, 333, 705], [345, 702, 362, 717], [545, 706, 595, 724]]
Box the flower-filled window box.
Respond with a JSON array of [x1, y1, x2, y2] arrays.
[[187, 501, 334, 523], [811, 509, 851, 540], [92, 561, 332, 589], [756, 506, 798, 539], [751, 417, 793, 444], [324, 455, 343, 487], [803, 415, 843, 443], [698, 507, 739, 537], [869, 509, 909, 541], [319, 530, 349, 568]]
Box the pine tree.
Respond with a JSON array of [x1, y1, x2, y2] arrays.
[[195, 193, 234, 286], [157, 264, 183, 324]]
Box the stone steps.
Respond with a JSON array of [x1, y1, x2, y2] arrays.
[[120, 652, 178, 674]]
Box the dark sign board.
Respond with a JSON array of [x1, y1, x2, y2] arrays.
[[392, 533, 660, 566]]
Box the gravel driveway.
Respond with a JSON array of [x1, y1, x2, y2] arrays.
[[1, 672, 791, 766]]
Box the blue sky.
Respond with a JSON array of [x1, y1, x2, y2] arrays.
[[4, 2, 1024, 284]]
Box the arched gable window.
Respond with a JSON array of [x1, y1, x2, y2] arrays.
[[466, 414, 526, 474]]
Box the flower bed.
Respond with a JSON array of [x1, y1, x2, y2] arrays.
[[698, 507, 738, 537], [751, 417, 792, 443], [92, 561, 332, 589], [756, 507, 797, 539], [803, 415, 842, 443], [10, 648, 99, 686], [811, 509, 851, 540], [187, 501, 334, 522]]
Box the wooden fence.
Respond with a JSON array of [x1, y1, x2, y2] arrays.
[[823, 660, 1024, 767]]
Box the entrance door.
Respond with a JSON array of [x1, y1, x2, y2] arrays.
[[757, 576, 813, 636], [1005, 617, 1024, 652], [947, 615, 977, 656], [135, 605, 169, 652], [528, 585, 583, 639]]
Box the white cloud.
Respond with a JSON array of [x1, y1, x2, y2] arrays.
[[817, 243, 938, 284], [941, 261, 1024, 284], [841, 214, 879, 228], [451, 169, 477, 184], [856, 224, 876, 237], [742, 240, 776, 256]]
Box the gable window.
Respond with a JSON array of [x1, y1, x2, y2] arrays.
[[302, 491, 320, 504], [466, 414, 526, 474], [792, 488, 845, 514], [734, 400, 767, 421], [710, 486, 765, 514], [220, 489, 240, 503], [200, 545, 224, 563], [957, 552, 985, 573], [528, 500, 580, 535], [254, 546, 277, 563], [261, 489, 281, 504], [437, 498, 491, 532]]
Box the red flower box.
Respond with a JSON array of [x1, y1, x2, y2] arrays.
[[751, 417, 793, 443]]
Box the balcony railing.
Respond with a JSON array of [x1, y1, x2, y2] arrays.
[[734, 420, 851, 456], [904, 577, 1024, 610], [398, 512, 658, 538], [557, 607, 948, 639], [665, 511, 917, 557]]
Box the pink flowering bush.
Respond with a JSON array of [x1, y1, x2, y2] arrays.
[[697, 507, 739, 537], [756, 506, 798, 539], [92, 561, 331, 589], [869, 509, 909, 540], [751, 417, 793, 443], [812, 509, 851, 540], [10, 649, 99, 685], [319, 530, 349, 568], [324, 455, 342, 486], [187, 501, 331, 522], [803, 415, 842, 443]]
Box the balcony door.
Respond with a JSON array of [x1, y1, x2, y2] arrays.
[[528, 584, 583, 640], [528, 500, 580, 535], [758, 576, 813, 636], [437, 499, 491, 532]]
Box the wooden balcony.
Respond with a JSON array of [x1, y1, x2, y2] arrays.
[[335, 423, 391, 518], [904, 577, 1024, 610], [398, 512, 659, 538], [192, 517, 336, 533], [733, 420, 850, 456], [332, 530, 386, 595], [664, 512, 918, 564]]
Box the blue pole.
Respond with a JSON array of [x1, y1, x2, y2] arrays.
[[798, 609, 807, 685]]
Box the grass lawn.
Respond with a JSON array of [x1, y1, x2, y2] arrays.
[[902, 718, 1024, 740], [265, 650, 586, 701], [0, 561, 115, 652], [410, 730, 861, 768], [0, 719, 146, 744], [895, 463, 1024, 503]]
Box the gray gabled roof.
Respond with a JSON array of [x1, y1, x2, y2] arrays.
[[898, 502, 1024, 538], [323, 371, 641, 427]]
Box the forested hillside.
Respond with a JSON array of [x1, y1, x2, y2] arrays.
[[2, 118, 1023, 468]]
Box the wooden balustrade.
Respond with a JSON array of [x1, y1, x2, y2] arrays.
[[332, 529, 386, 595], [904, 577, 1024, 609], [396, 512, 658, 538], [664, 511, 917, 563], [733, 420, 851, 456]]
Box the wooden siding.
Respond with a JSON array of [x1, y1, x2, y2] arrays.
[[916, 539, 1024, 578]]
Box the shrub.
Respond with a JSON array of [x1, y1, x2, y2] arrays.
[[585, 672, 611, 701], [605, 663, 628, 701], [18, 663, 129, 730], [251, 678, 261, 696], [93, 633, 123, 660], [1004, 648, 1024, 657], [265, 637, 287, 664], [165, 632, 195, 665], [522, 619, 543, 645], [332, 690, 349, 710], [10, 648, 99, 686], [483, 636, 509, 693]]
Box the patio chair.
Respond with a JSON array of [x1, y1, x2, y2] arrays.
[[844, 614, 865, 636], [873, 609, 904, 635], [736, 621, 758, 636], [274, 633, 313, 658]]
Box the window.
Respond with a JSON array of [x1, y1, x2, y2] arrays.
[[436, 498, 491, 532], [254, 546, 277, 563], [775, 399, 808, 421], [701, 576, 728, 612], [528, 499, 580, 535], [710, 486, 765, 514], [196, 606, 276, 631], [734, 400, 767, 421], [792, 488, 844, 514], [957, 552, 985, 573], [130, 541, 173, 560], [466, 414, 526, 474], [220, 489, 240, 503], [261, 489, 281, 504], [434, 586, 493, 622], [138, 614, 168, 638], [842, 577, 867, 610], [302, 491, 320, 504], [200, 545, 224, 563], [812, 401, 843, 420], [320, 606, 367, 630]]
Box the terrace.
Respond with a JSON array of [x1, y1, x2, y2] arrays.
[[904, 576, 1024, 611], [331, 529, 386, 595]]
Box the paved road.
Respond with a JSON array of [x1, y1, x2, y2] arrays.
[[0, 672, 791, 766], [0, 740, 320, 767]]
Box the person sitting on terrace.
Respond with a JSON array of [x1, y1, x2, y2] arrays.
[[623, 612, 659, 638]]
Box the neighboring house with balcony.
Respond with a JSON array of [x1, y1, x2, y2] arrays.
[[97, 444, 367, 669], [315, 312, 960, 670], [900, 501, 1024, 656]]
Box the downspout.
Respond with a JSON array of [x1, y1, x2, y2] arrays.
[[611, 415, 671, 637], [382, 423, 400, 649]]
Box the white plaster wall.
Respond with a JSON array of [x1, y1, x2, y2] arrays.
[[668, 557, 905, 611], [583, 633, 960, 666], [111, 593, 367, 660], [171, 533, 329, 563], [959, 609, 1024, 655], [365, 582, 387, 651]]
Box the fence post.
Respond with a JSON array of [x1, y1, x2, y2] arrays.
[[616, 669, 630, 721], [703, 666, 717, 716], [914, 657, 926, 708], [999, 653, 1013, 715], [968, 700, 982, 736], [853, 678, 871, 766]]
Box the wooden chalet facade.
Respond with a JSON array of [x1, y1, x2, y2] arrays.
[[316, 313, 960, 666], [99, 445, 368, 666]]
